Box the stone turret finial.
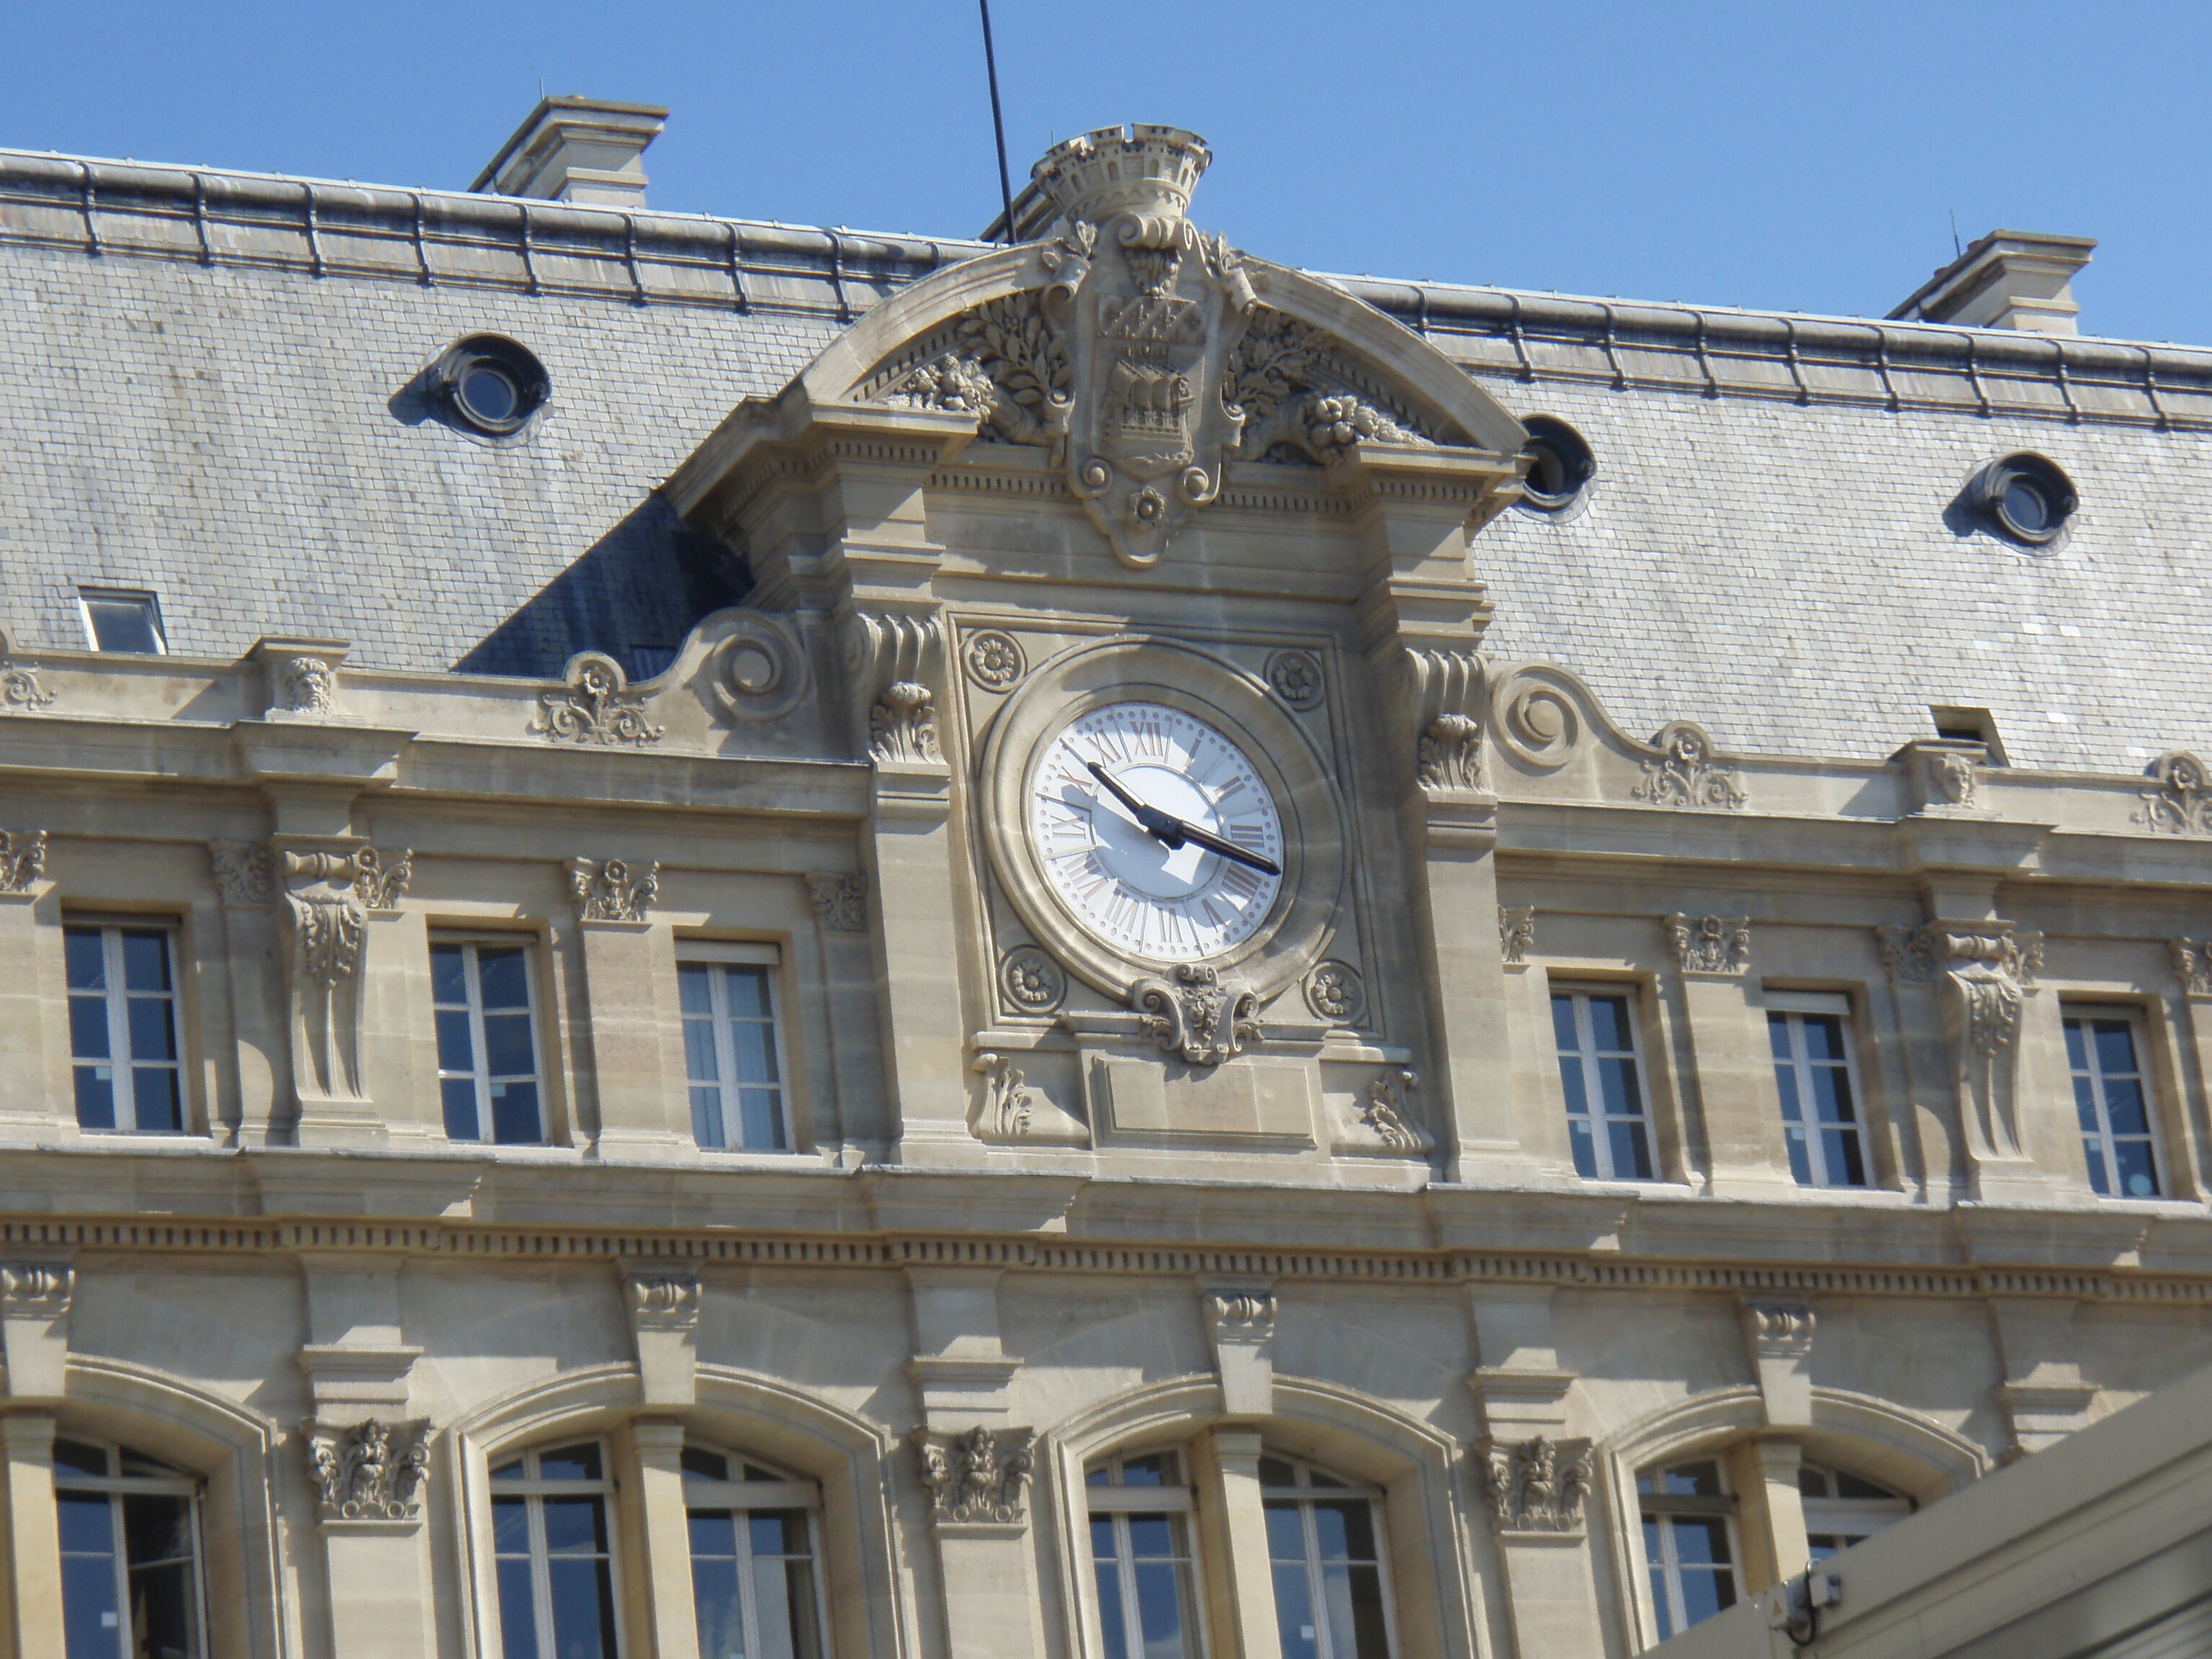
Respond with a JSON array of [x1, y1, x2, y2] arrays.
[[1030, 125, 1211, 228]]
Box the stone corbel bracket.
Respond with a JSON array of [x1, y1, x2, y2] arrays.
[[303, 1416, 432, 1529], [911, 1425, 1035, 1529], [1402, 648, 1488, 797], [1898, 737, 1990, 815], [842, 608, 945, 767], [624, 1267, 702, 1408], [248, 635, 350, 723], [1201, 1283, 1277, 1418], [0, 1262, 73, 1401], [1740, 1297, 1815, 1429]]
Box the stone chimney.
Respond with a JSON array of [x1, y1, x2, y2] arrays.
[[1887, 229, 2096, 336], [470, 96, 667, 210]]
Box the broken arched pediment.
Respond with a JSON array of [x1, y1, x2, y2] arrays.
[[709, 126, 1527, 569]]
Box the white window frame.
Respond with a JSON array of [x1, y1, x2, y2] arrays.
[[64, 921, 186, 1134], [76, 587, 168, 655], [1550, 983, 1658, 1182], [489, 1441, 624, 1659], [1764, 991, 1870, 1190], [681, 1442, 832, 1659], [1084, 1449, 1209, 1659], [2064, 1004, 2164, 1200], [674, 941, 793, 1152], [53, 1435, 211, 1659], [1259, 1453, 1401, 1659], [1638, 1458, 1743, 1643], [431, 935, 547, 1146], [1798, 1460, 1912, 1555]]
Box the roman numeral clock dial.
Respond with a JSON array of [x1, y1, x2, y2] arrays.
[[1028, 702, 1285, 963]]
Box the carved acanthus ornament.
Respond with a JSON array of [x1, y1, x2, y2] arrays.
[[209, 840, 275, 907], [971, 1051, 1034, 1140], [1403, 649, 1485, 796], [912, 1426, 1035, 1527], [283, 853, 367, 985], [844, 611, 944, 766], [1937, 926, 2038, 1166], [568, 858, 659, 924], [1667, 914, 1750, 976], [1416, 714, 1485, 792], [2173, 938, 2212, 997], [1874, 924, 1940, 984], [0, 655, 56, 712], [305, 1419, 431, 1523], [532, 652, 663, 747], [1133, 963, 1259, 1066], [1498, 906, 1536, 966], [807, 873, 868, 933], [1225, 306, 1437, 462], [887, 292, 1070, 446], [2134, 751, 2212, 835], [1634, 721, 1745, 811], [1941, 932, 2032, 1058], [0, 830, 46, 895], [1478, 1435, 1594, 1536], [1363, 1069, 1431, 1151], [870, 682, 941, 764], [351, 848, 412, 911], [0, 1263, 73, 1312]]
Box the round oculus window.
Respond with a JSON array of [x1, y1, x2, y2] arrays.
[[432, 334, 549, 436], [1976, 452, 2077, 546], [1516, 415, 1596, 511]]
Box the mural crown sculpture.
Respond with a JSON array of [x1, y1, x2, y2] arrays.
[[1032, 124, 1212, 231]]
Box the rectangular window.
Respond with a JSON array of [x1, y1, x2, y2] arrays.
[[678, 945, 791, 1152], [2065, 1009, 2161, 1199], [78, 588, 167, 655], [1766, 994, 1868, 1189], [1639, 1460, 1740, 1642], [491, 1442, 619, 1659], [1086, 1451, 1202, 1659], [431, 940, 546, 1145], [682, 1444, 827, 1659], [1261, 1455, 1395, 1659], [64, 925, 184, 1133], [1551, 987, 1655, 1180], [53, 1438, 207, 1659]]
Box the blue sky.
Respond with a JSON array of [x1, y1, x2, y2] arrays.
[[5, 1, 2208, 343]]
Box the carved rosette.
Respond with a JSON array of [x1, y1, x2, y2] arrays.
[[1498, 906, 1536, 967], [305, 1418, 431, 1523], [912, 1426, 1035, 1527], [807, 873, 868, 933], [1478, 1435, 1594, 1537], [532, 652, 663, 747], [1634, 721, 1745, 811], [0, 830, 46, 896], [1362, 1069, 1432, 1151], [1666, 914, 1750, 976], [2172, 938, 2212, 998], [961, 629, 1028, 693], [998, 945, 1065, 1014], [569, 858, 659, 924], [971, 1052, 1034, 1141], [1132, 964, 1259, 1067], [1303, 960, 1364, 1025], [1265, 649, 1324, 711], [2134, 751, 2212, 836]]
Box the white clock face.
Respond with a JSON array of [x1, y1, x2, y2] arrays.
[[1028, 701, 1285, 963]]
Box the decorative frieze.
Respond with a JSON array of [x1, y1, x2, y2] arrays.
[[1363, 1069, 1432, 1151], [1498, 906, 1536, 967], [2172, 938, 2212, 997], [960, 629, 1027, 692], [912, 1426, 1035, 1527], [209, 839, 275, 907], [807, 872, 868, 933], [1133, 963, 1259, 1067], [1303, 960, 1364, 1025], [1416, 713, 1485, 792], [1478, 1435, 1593, 1537], [531, 652, 663, 747], [869, 681, 942, 764], [351, 848, 413, 911], [568, 857, 659, 924], [970, 1052, 1033, 1141], [305, 1418, 431, 1522], [1634, 721, 1745, 811], [1667, 913, 1750, 976], [2134, 751, 2212, 836], [1265, 649, 1323, 711], [0, 830, 45, 895]]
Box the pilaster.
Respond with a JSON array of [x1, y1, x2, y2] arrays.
[[629, 1421, 703, 1659], [1725, 1437, 1809, 1592], [1668, 917, 1794, 1197], [1195, 1427, 1282, 1659], [0, 851, 68, 1141], [567, 868, 690, 1159], [1, 1414, 63, 1659]]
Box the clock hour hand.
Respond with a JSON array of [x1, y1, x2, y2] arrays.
[[1084, 761, 1282, 878]]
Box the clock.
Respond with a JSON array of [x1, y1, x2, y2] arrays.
[[976, 633, 1348, 1007], [1027, 701, 1284, 963]]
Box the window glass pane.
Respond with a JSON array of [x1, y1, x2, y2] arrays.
[[1832, 1471, 1892, 1501], [542, 1495, 608, 1555], [692, 1553, 743, 1659], [74, 1066, 117, 1131], [1258, 1455, 1298, 1486], [133, 1066, 184, 1133], [482, 1012, 536, 1080], [1550, 994, 1578, 1052], [127, 996, 177, 1063], [1596, 1056, 1643, 1120], [724, 965, 773, 1020], [678, 963, 715, 1017], [2103, 1076, 2150, 1137], [85, 595, 162, 654], [2094, 1020, 2139, 1077], [752, 1553, 817, 1659], [1328, 1561, 1392, 1659], [434, 1009, 476, 1074], [2064, 1017, 2089, 1072], [441, 1078, 482, 1142], [1555, 1050, 1590, 1118], [749, 1510, 809, 1557], [1608, 1117, 1654, 1182], [491, 1496, 531, 1551], [544, 1557, 618, 1659], [1094, 1538, 1130, 1659], [688, 1508, 737, 1558], [1115, 1453, 1173, 1488], [117, 1449, 184, 1480], [1802, 1014, 1847, 1063], [476, 948, 531, 1011], [1264, 1499, 1303, 1560], [536, 1444, 603, 1483], [693, 1087, 727, 1150], [2114, 1138, 2160, 1199], [57, 1488, 114, 1553], [127, 1555, 200, 1659], [1807, 1066, 1855, 1125], [2084, 1138, 2111, 1195], [1566, 1116, 1598, 1179], [61, 1549, 123, 1659], [1767, 1012, 1792, 1060], [740, 1090, 785, 1151], [682, 1447, 731, 1483], [490, 1082, 542, 1146], [1587, 994, 1635, 1052], [683, 1016, 720, 1085], [120, 931, 171, 994], [431, 944, 469, 1007], [494, 1557, 539, 1659], [1124, 1513, 1178, 1560], [2072, 1071, 2102, 1134], [69, 996, 112, 1061], [1273, 1559, 1320, 1659], [53, 1440, 109, 1478], [64, 928, 106, 992], [729, 1021, 778, 1086], [1313, 1498, 1375, 1561], [1825, 1128, 1868, 1188], [1657, 1461, 1722, 1498], [1130, 1560, 1191, 1659], [1773, 1059, 1803, 1124], [1670, 1515, 1732, 1568]]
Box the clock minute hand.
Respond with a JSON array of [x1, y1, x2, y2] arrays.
[[1084, 761, 1282, 878], [1175, 819, 1283, 878]]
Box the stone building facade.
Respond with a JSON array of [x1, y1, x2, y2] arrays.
[[0, 107, 2208, 1659]]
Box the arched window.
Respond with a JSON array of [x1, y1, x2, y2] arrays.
[[490, 1441, 619, 1659], [54, 1437, 206, 1659], [1259, 1453, 1397, 1659], [1637, 1457, 1740, 1640], [1798, 1461, 1912, 1559], [1084, 1448, 1202, 1659], [681, 1443, 829, 1659]]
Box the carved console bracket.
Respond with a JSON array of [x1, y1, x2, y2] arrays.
[[845, 611, 945, 766], [1130, 963, 1259, 1066], [1201, 1285, 1277, 1418], [1361, 1069, 1433, 1153], [1478, 1434, 1593, 1538], [0, 1262, 73, 1401], [305, 1418, 431, 1525], [624, 1268, 701, 1408], [911, 1426, 1035, 1528], [970, 1052, 1034, 1141]]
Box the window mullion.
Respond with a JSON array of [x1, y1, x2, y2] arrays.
[[1656, 1514, 1685, 1638], [104, 929, 135, 1130], [466, 947, 495, 1141], [104, 1485, 131, 1659], [713, 968, 741, 1148], [1303, 1498, 1332, 1659], [1796, 1020, 1830, 1188], [734, 1499, 763, 1659], [1573, 995, 1607, 1180], [527, 1485, 557, 1659]]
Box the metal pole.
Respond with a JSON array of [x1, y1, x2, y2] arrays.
[[979, 0, 1016, 240]]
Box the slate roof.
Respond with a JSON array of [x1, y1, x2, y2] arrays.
[[2, 147, 2208, 770]]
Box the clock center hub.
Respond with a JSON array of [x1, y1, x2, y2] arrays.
[[1087, 763, 1223, 899]]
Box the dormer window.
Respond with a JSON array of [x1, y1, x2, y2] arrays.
[[78, 588, 166, 655]]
